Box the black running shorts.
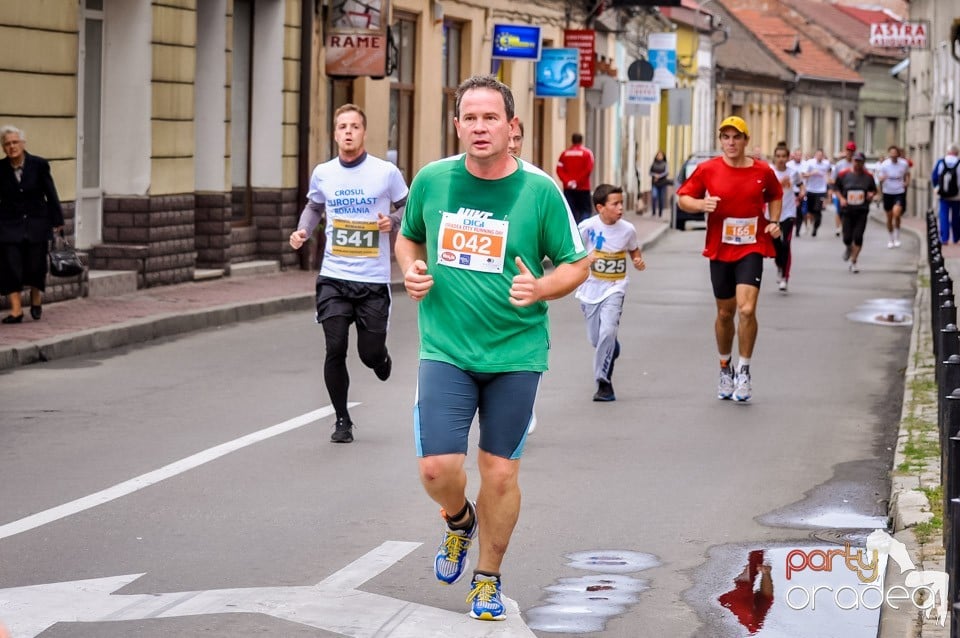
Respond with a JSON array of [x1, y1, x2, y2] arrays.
[[709, 253, 764, 300], [315, 275, 391, 333]]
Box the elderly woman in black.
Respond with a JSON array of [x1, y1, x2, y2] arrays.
[[0, 125, 64, 323]]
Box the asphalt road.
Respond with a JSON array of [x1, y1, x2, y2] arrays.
[[0, 219, 918, 637]]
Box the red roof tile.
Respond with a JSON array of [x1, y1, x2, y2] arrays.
[[788, 0, 903, 60], [836, 5, 902, 25], [732, 8, 863, 83]]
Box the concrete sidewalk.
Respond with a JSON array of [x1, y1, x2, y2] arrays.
[[0, 216, 671, 371]]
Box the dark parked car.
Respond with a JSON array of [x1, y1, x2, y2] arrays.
[[673, 151, 721, 230]]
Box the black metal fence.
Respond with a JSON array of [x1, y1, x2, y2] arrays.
[[926, 209, 960, 634]]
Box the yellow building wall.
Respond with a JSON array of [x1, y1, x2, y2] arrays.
[[282, 1, 302, 189], [151, 1, 197, 196], [0, 2, 79, 200]]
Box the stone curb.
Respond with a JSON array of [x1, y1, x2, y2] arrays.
[[0, 294, 314, 371], [878, 216, 948, 637]]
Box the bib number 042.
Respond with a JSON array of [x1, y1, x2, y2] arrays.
[[449, 231, 493, 255]]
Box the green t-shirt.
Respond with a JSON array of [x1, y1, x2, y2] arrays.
[[402, 155, 587, 372]]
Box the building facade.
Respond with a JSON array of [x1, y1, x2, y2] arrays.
[[0, 0, 306, 302], [906, 0, 960, 216]]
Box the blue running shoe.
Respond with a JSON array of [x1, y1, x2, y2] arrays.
[[434, 502, 476, 584], [467, 574, 506, 621]]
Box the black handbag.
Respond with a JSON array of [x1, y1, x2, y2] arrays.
[[49, 231, 84, 278]]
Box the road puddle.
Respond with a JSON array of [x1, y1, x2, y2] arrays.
[[686, 538, 912, 638], [525, 550, 659, 633], [690, 528, 949, 636], [846, 298, 913, 326]]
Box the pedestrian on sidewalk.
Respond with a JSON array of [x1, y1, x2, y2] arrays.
[[395, 75, 588, 622], [556, 133, 595, 224], [878, 144, 910, 248], [835, 152, 877, 273], [576, 183, 645, 401], [0, 125, 64, 324], [288, 104, 408, 444], [932, 144, 960, 244], [648, 150, 670, 218], [771, 144, 800, 292], [676, 115, 783, 402]]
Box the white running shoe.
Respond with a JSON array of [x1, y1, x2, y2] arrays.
[[849, 262, 860, 273], [778, 279, 788, 292], [733, 368, 752, 402], [887, 240, 895, 249], [893, 239, 901, 247], [718, 365, 735, 400]]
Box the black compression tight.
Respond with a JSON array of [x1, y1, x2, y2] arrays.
[[322, 315, 388, 420]]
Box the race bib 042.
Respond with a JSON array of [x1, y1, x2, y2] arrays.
[[437, 212, 508, 274]]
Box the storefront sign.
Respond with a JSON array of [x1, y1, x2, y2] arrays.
[[492, 24, 542, 61], [325, 0, 389, 76], [535, 48, 580, 98], [625, 81, 660, 105], [564, 29, 595, 88], [648, 32, 677, 89], [869, 21, 928, 48]]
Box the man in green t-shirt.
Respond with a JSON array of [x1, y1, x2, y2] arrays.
[[395, 75, 589, 621]]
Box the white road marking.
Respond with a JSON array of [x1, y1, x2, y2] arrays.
[[0, 405, 346, 540], [0, 541, 537, 637]]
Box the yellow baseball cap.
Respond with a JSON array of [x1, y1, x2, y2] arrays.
[[718, 116, 749, 137]]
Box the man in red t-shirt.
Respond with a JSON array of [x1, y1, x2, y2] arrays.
[[556, 133, 595, 224], [677, 116, 782, 402]]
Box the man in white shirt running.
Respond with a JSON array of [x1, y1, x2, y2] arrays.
[[772, 145, 800, 292], [801, 149, 831, 237], [289, 104, 409, 444], [877, 145, 911, 248]]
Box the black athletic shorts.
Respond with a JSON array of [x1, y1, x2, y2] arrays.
[[709, 253, 764, 300], [806, 192, 825, 215], [315, 275, 391, 333], [883, 193, 906, 213]]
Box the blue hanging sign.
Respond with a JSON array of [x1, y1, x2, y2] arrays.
[[535, 48, 580, 98], [491, 24, 542, 61]]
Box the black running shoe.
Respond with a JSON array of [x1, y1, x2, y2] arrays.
[[374, 353, 392, 381], [593, 380, 616, 402], [330, 417, 354, 443]]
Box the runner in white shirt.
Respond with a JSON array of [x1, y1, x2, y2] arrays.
[[801, 149, 832, 237], [772, 146, 800, 292], [877, 145, 911, 247], [289, 104, 409, 443], [576, 184, 645, 401], [786, 148, 806, 237]]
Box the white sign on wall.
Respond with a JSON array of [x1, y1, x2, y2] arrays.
[[625, 81, 660, 105], [869, 21, 928, 48]]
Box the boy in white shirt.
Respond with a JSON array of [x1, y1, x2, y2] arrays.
[[576, 184, 646, 401]]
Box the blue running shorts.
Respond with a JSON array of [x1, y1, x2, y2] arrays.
[[414, 360, 540, 460]]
